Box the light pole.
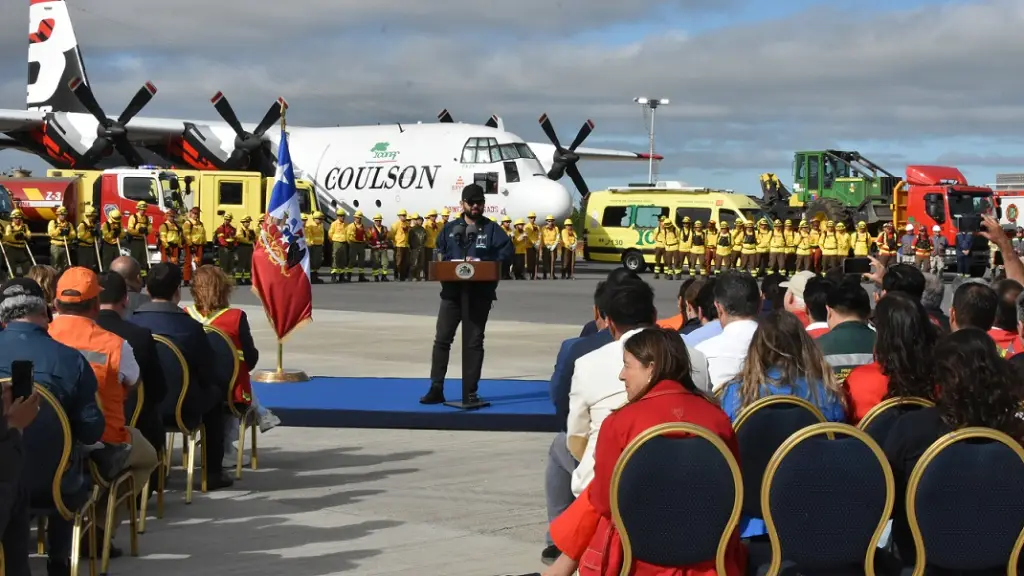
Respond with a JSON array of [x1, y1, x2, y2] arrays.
[[634, 97, 668, 184]]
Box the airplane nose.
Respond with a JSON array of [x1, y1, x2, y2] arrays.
[[532, 177, 574, 221]]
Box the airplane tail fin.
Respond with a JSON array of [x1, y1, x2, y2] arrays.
[[27, 0, 89, 113]]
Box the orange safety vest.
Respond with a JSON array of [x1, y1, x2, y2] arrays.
[[184, 306, 252, 405], [48, 315, 129, 444]]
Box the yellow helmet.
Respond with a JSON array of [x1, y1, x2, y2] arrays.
[[312, 211, 324, 219], [397, 209, 407, 216], [84, 205, 98, 217], [857, 221, 867, 229], [694, 220, 703, 227], [836, 222, 846, 230], [514, 218, 525, 225], [223, 212, 233, 220], [527, 211, 537, 218], [545, 215, 555, 221], [337, 209, 347, 217], [373, 213, 383, 220], [827, 220, 836, 227], [301, 214, 308, 221], [11, 209, 23, 219], [784, 219, 793, 226], [136, 201, 147, 210], [759, 217, 769, 226], [773, 219, 783, 227], [799, 220, 809, 228], [56, 206, 68, 216], [441, 208, 451, 216], [241, 215, 252, 223], [708, 219, 716, 226], [745, 220, 754, 227], [502, 215, 512, 223], [354, 210, 363, 218], [682, 216, 691, 224], [108, 210, 121, 220], [426, 209, 438, 217], [563, 218, 573, 225], [720, 221, 730, 228], [410, 212, 420, 219]]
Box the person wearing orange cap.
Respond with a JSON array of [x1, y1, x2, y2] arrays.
[[524, 212, 541, 279], [48, 267, 158, 541], [181, 207, 206, 285], [560, 218, 577, 279], [541, 215, 561, 280]]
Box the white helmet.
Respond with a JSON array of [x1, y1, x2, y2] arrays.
[[932, 225, 941, 232], [905, 223, 914, 232]]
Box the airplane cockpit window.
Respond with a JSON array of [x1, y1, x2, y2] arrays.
[[462, 138, 539, 165]]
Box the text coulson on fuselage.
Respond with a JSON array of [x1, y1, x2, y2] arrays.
[[323, 165, 443, 191]]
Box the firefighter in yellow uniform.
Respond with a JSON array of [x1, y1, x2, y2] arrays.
[[704, 221, 719, 274], [835, 222, 852, 269], [677, 217, 693, 276], [234, 215, 256, 284], [346, 210, 370, 282], [768, 220, 786, 274], [730, 223, 744, 269], [541, 215, 561, 279], [100, 209, 125, 272], [662, 218, 680, 279], [740, 221, 758, 273], [424, 209, 439, 261], [305, 211, 326, 283], [853, 221, 873, 257], [689, 221, 706, 275], [524, 212, 541, 279], [653, 219, 667, 278], [561, 218, 578, 280], [126, 200, 152, 277], [714, 221, 733, 274], [795, 221, 812, 272], [182, 207, 206, 284], [512, 218, 530, 279], [3, 210, 33, 278], [754, 218, 771, 276], [783, 220, 798, 276], [439, 208, 451, 226], [820, 221, 839, 271], [48, 206, 75, 272], [329, 211, 349, 282], [390, 209, 410, 281], [76, 205, 100, 272], [499, 216, 515, 279], [158, 207, 184, 269]]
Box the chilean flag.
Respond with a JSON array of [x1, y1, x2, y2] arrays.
[[250, 128, 313, 341]]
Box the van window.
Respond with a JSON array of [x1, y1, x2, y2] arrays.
[[676, 207, 711, 228], [601, 206, 630, 227], [633, 206, 667, 229], [122, 177, 158, 203], [296, 186, 312, 214], [717, 209, 741, 228], [218, 181, 244, 205]]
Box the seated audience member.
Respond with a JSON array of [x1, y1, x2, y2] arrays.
[[109, 256, 152, 319], [678, 277, 706, 334], [695, 271, 761, 389], [544, 328, 745, 576], [48, 267, 159, 553], [578, 268, 638, 337], [759, 272, 786, 315], [803, 276, 833, 337], [568, 279, 710, 498], [816, 276, 875, 379], [780, 270, 815, 327], [949, 280, 998, 333], [130, 263, 233, 489], [884, 329, 1024, 567], [0, 278, 105, 575], [656, 277, 696, 330], [26, 264, 58, 320], [1, 382, 40, 576], [184, 266, 277, 465], [989, 279, 1023, 357], [866, 262, 926, 303], [682, 277, 720, 346], [921, 273, 950, 333], [844, 292, 936, 423], [95, 272, 167, 456]]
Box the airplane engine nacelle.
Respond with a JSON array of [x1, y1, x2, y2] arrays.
[[18, 112, 91, 168], [174, 122, 234, 171]]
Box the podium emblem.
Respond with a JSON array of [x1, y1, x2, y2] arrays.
[[455, 262, 476, 279]]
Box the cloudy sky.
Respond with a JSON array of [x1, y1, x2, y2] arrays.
[[1, 0, 1023, 199]]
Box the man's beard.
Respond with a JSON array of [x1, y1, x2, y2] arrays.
[[468, 205, 483, 218]]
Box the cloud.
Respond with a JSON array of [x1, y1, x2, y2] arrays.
[[1, 0, 1023, 192]]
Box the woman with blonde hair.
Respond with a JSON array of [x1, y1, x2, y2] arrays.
[[184, 265, 279, 466], [27, 264, 58, 319], [543, 328, 746, 576]]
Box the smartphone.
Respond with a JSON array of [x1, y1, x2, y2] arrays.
[[843, 257, 873, 275], [10, 360, 33, 400]]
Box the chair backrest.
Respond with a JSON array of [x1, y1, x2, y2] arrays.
[[733, 395, 827, 519], [612, 423, 742, 576], [857, 397, 935, 446], [203, 326, 241, 414], [123, 380, 145, 428], [762, 422, 893, 574], [908, 427, 1024, 573], [21, 384, 80, 520], [152, 335, 190, 432]]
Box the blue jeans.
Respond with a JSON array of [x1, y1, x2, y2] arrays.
[[544, 432, 578, 546]]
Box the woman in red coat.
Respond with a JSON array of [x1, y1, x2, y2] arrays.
[[545, 328, 746, 576]]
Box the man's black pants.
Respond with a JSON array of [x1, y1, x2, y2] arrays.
[[429, 297, 492, 397], [0, 481, 30, 575]]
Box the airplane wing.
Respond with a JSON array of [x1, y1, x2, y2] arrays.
[[0, 109, 46, 133], [527, 142, 663, 163]]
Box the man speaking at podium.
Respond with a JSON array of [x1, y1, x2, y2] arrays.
[[420, 184, 513, 405]]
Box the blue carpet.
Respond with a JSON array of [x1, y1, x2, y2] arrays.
[[253, 377, 559, 432]]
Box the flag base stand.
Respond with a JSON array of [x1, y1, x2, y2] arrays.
[[443, 399, 491, 411], [252, 369, 309, 383]]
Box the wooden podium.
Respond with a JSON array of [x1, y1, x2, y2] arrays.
[[428, 260, 500, 410]]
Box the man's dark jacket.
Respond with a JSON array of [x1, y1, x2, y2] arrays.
[[97, 309, 168, 450], [436, 215, 513, 301]]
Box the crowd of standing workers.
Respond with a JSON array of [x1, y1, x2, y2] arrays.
[[648, 216, 987, 279]]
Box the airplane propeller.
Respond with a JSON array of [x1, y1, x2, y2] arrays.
[[210, 92, 287, 172], [436, 108, 501, 129], [538, 113, 594, 197], [68, 76, 157, 167]]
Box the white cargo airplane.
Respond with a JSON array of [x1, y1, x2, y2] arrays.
[[0, 0, 662, 223]]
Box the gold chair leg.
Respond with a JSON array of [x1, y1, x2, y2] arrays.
[[87, 511, 97, 576], [165, 433, 175, 475], [69, 518, 82, 576], [185, 432, 197, 504], [36, 516, 45, 555], [127, 477, 139, 557], [100, 485, 118, 575], [138, 477, 150, 534], [235, 417, 246, 479], [156, 457, 165, 518], [250, 415, 258, 471], [200, 425, 208, 493]]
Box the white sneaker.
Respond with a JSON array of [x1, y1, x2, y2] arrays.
[[258, 410, 281, 433]]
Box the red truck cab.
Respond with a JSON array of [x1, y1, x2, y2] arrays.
[[98, 167, 187, 250]]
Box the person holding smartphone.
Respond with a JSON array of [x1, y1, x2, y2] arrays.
[[0, 379, 39, 576]]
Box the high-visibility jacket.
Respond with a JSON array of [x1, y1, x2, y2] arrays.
[[742, 232, 758, 255], [853, 231, 872, 256], [797, 232, 811, 255], [732, 229, 744, 252], [185, 307, 253, 405], [836, 232, 852, 255], [346, 222, 368, 243], [654, 227, 666, 249], [715, 230, 732, 256], [914, 235, 933, 255], [821, 232, 838, 255], [329, 220, 348, 243], [769, 230, 786, 251], [679, 227, 694, 251], [304, 222, 325, 246], [809, 229, 820, 248], [48, 219, 75, 246], [690, 231, 706, 254], [662, 227, 679, 250], [877, 232, 898, 255], [183, 219, 206, 246], [705, 230, 719, 251], [49, 315, 129, 444], [784, 230, 798, 254], [756, 229, 771, 252], [127, 214, 151, 238], [369, 225, 389, 250], [391, 221, 410, 248], [101, 223, 124, 246], [159, 221, 183, 246], [77, 220, 98, 246], [236, 226, 256, 246], [424, 220, 439, 248], [513, 229, 531, 254], [542, 226, 561, 249], [561, 229, 578, 249], [215, 223, 237, 248], [525, 223, 541, 246]]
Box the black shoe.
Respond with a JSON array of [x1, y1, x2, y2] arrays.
[[359, 275, 369, 282], [419, 387, 445, 404], [207, 472, 235, 490], [541, 544, 561, 565], [82, 531, 123, 559], [466, 392, 482, 405], [47, 560, 71, 576]]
